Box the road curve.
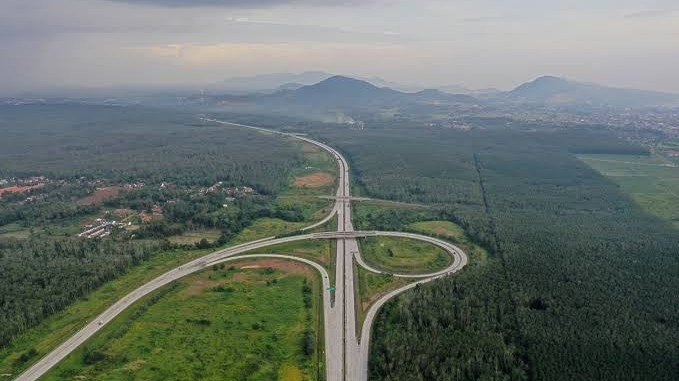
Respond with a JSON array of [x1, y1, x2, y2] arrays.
[[355, 235, 469, 381], [352, 231, 467, 279], [16, 119, 468, 381]]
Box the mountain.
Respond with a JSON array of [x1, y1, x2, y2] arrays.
[[211, 71, 464, 95], [508, 76, 679, 107], [265, 76, 478, 108], [283, 76, 403, 106]]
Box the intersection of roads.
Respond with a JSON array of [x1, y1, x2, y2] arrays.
[[16, 120, 468, 381]]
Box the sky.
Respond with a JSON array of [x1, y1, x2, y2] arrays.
[[2, 0, 679, 94]]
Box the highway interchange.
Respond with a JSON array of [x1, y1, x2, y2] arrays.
[[16, 120, 468, 381]]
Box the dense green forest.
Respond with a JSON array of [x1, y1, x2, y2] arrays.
[[0, 239, 161, 348], [0, 105, 301, 191], [0, 105, 306, 351], [313, 124, 679, 380]]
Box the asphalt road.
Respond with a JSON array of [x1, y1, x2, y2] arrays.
[[15, 120, 468, 381]]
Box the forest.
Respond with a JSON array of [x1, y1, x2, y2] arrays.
[[0, 105, 305, 350], [312, 123, 679, 380]]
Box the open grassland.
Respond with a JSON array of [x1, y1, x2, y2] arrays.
[[409, 220, 465, 241], [41, 259, 323, 381], [273, 196, 334, 224], [358, 236, 451, 275], [284, 141, 337, 198], [246, 239, 335, 272], [0, 248, 212, 378], [167, 229, 222, 245], [578, 154, 679, 229], [355, 266, 409, 329], [230, 218, 308, 244], [408, 220, 489, 264]]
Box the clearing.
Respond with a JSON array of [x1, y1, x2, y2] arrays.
[[358, 236, 451, 275], [76, 187, 120, 206], [40, 259, 323, 381], [294, 172, 334, 188], [579, 153, 679, 229]]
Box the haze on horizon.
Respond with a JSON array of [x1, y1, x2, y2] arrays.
[[2, 0, 679, 95]]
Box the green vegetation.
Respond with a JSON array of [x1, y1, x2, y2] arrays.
[[0, 239, 161, 348], [167, 229, 222, 245], [355, 266, 408, 324], [246, 239, 335, 270], [0, 247, 212, 377], [408, 220, 465, 241], [230, 218, 307, 244], [352, 201, 443, 232], [578, 153, 679, 228], [408, 220, 489, 264], [0, 105, 300, 190], [0, 105, 338, 376], [41, 259, 322, 381], [359, 236, 451, 275], [314, 124, 679, 380]]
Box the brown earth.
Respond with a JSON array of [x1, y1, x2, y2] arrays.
[[183, 258, 316, 296], [0, 184, 43, 196], [77, 187, 120, 206], [294, 172, 334, 188]]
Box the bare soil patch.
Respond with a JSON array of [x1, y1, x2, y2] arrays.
[[77, 187, 120, 206], [294, 172, 334, 188], [239, 258, 316, 278], [0, 184, 43, 196]]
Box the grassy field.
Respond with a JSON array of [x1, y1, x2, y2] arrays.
[[355, 266, 409, 329], [273, 196, 334, 224], [41, 258, 323, 381], [358, 236, 451, 275], [230, 218, 308, 244], [167, 229, 222, 245], [284, 141, 338, 198], [0, 214, 329, 378], [408, 220, 465, 241], [578, 154, 679, 229], [0, 248, 213, 377], [246, 239, 335, 271], [408, 220, 489, 264]]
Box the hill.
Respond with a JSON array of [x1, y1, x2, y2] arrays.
[[256, 76, 478, 109], [508, 76, 679, 107]]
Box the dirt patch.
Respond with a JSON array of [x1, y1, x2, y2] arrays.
[[77, 187, 120, 206], [294, 172, 334, 188], [183, 277, 223, 296], [0, 184, 43, 196], [237, 258, 317, 279]]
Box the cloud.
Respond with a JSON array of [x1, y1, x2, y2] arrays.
[[104, 0, 367, 7]]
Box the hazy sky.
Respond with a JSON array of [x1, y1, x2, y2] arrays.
[[2, 0, 679, 94]]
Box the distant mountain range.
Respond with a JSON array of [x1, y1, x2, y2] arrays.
[[506, 76, 679, 107], [211, 71, 487, 95], [209, 73, 679, 111], [218, 76, 478, 109]]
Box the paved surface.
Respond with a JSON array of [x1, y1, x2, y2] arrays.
[[16, 120, 468, 381]]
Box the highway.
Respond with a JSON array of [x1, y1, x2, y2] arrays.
[[16, 120, 468, 381]]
